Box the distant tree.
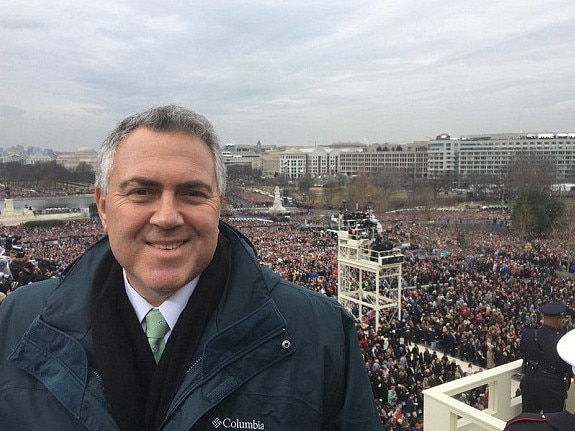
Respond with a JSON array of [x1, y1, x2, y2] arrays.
[[511, 189, 565, 238], [0, 162, 22, 185], [72, 162, 95, 183], [373, 167, 403, 193], [0, 160, 76, 188], [506, 151, 556, 194], [298, 175, 314, 193], [321, 179, 342, 208], [429, 171, 456, 198], [408, 180, 436, 212], [226, 164, 253, 183], [273, 174, 290, 187], [343, 174, 386, 210]]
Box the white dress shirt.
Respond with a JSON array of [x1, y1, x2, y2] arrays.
[[123, 269, 199, 341]]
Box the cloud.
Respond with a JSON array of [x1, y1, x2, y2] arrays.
[[0, 104, 25, 118], [1, 0, 574, 150]]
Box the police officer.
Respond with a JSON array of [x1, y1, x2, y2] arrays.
[[504, 326, 575, 430], [519, 301, 572, 414], [504, 411, 575, 430]]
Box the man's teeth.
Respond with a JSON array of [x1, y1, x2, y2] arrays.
[[151, 242, 183, 250]]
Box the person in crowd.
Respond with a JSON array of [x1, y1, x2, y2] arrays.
[[388, 385, 398, 406], [8, 250, 25, 283], [0, 273, 11, 294], [504, 326, 575, 430], [0, 105, 382, 430], [410, 422, 422, 431], [519, 301, 572, 414], [16, 260, 46, 286], [0, 248, 12, 279]]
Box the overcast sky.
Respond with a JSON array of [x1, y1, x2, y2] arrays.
[[1, 0, 574, 152]]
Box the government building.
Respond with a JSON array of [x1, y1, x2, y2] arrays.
[[428, 132, 575, 182], [3, 132, 575, 184]]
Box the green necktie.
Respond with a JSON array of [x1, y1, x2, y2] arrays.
[[145, 308, 169, 363]]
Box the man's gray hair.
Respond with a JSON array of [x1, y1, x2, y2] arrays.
[[95, 105, 226, 194]]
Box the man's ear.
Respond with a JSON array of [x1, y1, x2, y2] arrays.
[[94, 187, 108, 232]]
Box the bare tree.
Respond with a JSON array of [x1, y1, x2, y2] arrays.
[[506, 151, 556, 194]]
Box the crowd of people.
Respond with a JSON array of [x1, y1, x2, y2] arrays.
[[0, 219, 104, 287], [2, 204, 575, 430], [0, 185, 94, 200]]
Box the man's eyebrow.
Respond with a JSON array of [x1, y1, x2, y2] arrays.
[[118, 177, 160, 190], [175, 181, 215, 193]]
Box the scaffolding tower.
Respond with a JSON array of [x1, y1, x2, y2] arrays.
[[336, 209, 404, 331]]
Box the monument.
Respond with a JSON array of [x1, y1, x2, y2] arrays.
[[2, 199, 17, 216], [0, 199, 34, 225], [269, 186, 288, 215]]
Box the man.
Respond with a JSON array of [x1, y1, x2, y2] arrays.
[[16, 260, 45, 286], [0, 246, 12, 280], [504, 412, 575, 431], [504, 326, 575, 430], [519, 301, 572, 414], [0, 105, 382, 430], [0, 273, 11, 294]]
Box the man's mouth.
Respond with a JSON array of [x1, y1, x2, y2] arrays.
[[148, 241, 185, 250]]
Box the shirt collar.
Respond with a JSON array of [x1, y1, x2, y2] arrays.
[[123, 269, 199, 338]]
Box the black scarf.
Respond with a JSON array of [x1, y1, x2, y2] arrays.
[[91, 236, 229, 431]]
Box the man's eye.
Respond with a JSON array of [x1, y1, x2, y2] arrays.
[[186, 191, 208, 199], [127, 189, 154, 199], [133, 189, 151, 195], [182, 190, 212, 203]]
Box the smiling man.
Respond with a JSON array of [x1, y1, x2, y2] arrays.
[[96, 127, 223, 307], [0, 105, 382, 430]]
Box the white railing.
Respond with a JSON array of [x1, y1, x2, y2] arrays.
[[424, 359, 575, 431]]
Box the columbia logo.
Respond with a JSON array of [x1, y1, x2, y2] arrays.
[[211, 417, 265, 429]]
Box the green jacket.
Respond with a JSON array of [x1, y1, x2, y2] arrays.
[[0, 222, 382, 430]]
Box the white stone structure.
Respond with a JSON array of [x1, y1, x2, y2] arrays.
[[269, 186, 287, 215]]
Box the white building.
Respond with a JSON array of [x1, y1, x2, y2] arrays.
[[427, 132, 575, 182], [278, 147, 341, 178], [339, 142, 428, 178], [55, 147, 98, 170]]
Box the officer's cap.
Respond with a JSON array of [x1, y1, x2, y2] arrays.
[[538, 301, 567, 316]]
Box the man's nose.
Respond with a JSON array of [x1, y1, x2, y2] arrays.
[[150, 193, 184, 228]]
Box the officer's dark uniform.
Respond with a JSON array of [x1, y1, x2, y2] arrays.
[[504, 411, 575, 430], [520, 302, 572, 414]]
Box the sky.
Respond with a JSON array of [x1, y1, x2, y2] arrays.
[[1, 0, 575, 152]]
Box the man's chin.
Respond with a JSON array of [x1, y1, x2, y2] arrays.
[[138, 278, 186, 298], [132, 269, 197, 299], [151, 273, 196, 292], [149, 282, 185, 295]]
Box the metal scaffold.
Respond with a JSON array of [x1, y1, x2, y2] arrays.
[[336, 208, 404, 331]]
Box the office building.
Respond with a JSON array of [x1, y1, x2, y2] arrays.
[[427, 132, 575, 182]]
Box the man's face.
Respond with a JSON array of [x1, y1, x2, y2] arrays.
[[95, 128, 223, 306]]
